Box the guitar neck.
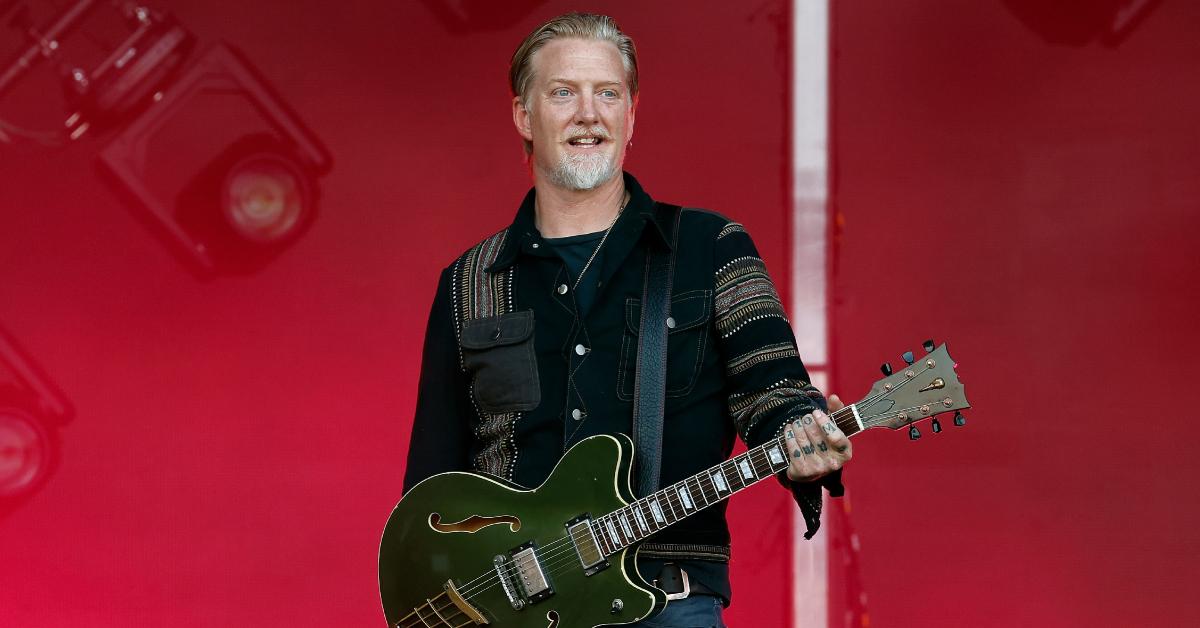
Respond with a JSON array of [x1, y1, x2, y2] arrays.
[[590, 405, 863, 555]]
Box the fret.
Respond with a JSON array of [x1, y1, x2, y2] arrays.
[[648, 496, 666, 525], [661, 488, 681, 522], [593, 520, 613, 556], [711, 467, 730, 494], [692, 474, 716, 506], [617, 510, 635, 541], [724, 459, 746, 491], [751, 447, 774, 478], [677, 483, 695, 511], [766, 441, 787, 469], [636, 500, 657, 533], [604, 516, 623, 548], [685, 477, 702, 508], [736, 455, 757, 482], [632, 503, 650, 535]]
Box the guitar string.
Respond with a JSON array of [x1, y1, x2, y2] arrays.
[[454, 404, 868, 602], [453, 399, 875, 600], [398, 402, 895, 623], [454, 402, 874, 603], [455, 441, 788, 602], [455, 400, 937, 607], [403, 364, 951, 619]]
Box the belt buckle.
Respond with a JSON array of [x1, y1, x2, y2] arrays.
[[661, 568, 691, 601]]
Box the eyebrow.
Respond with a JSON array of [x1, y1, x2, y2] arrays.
[[547, 78, 623, 87]]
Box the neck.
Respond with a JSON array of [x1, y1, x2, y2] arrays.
[[532, 172, 627, 238]]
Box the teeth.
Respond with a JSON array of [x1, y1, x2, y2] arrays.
[[571, 138, 599, 145]]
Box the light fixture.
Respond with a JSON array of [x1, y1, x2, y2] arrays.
[[0, 326, 71, 516], [99, 44, 331, 275], [0, 404, 55, 502]]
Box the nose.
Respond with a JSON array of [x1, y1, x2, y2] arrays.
[[574, 94, 598, 125]]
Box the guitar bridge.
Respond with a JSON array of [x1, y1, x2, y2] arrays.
[[493, 541, 554, 610]]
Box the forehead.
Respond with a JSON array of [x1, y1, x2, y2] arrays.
[[530, 38, 626, 84]]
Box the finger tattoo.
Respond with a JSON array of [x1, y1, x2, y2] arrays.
[[801, 415, 814, 425], [801, 445, 815, 455], [818, 442, 828, 452], [823, 423, 837, 434]]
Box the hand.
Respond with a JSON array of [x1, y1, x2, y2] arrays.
[[784, 394, 852, 482]]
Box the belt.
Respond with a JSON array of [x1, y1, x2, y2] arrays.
[[654, 563, 720, 601]]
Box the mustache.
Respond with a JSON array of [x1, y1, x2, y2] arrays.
[[565, 127, 612, 141]]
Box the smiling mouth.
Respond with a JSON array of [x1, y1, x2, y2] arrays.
[[567, 136, 605, 148]]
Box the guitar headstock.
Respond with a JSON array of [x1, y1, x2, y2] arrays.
[[850, 341, 970, 437]]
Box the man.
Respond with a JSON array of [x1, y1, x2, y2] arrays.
[[403, 13, 850, 627]]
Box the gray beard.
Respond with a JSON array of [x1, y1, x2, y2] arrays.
[[546, 151, 618, 191]]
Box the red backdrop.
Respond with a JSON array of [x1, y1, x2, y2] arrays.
[[0, 1, 795, 626], [4, 1, 1198, 626], [829, 1, 1200, 627]]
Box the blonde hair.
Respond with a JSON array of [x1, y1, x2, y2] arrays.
[[509, 13, 639, 155]]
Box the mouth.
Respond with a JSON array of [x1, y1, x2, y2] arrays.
[[567, 135, 606, 149]]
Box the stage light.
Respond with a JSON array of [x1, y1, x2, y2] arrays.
[[1, 3, 329, 275], [98, 44, 331, 275], [223, 153, 310, 244], [0, 405, 54, 501], [0, 326, 71, 517]]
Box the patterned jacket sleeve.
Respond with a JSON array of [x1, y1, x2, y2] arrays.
[[712, 221, 844, 539], [402, 266, 473, 493]]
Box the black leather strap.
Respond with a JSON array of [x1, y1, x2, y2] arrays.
[[632, 204, 682, 498]]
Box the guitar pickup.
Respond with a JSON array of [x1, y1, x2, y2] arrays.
[[494, 541, 554, 610], [565, 514, 609, 576]]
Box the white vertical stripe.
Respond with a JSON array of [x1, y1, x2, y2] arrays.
[[791, 1, 829, 627]]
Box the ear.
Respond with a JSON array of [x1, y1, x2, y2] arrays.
[[512, 96, 533, 142], [626, 95, 637, 145]]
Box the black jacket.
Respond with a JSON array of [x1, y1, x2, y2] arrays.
[[403, 172, 841, 602]]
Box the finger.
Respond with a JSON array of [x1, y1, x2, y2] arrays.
[[788, 416, 826, 480], [815, 409, 843, 439], [828, 394, 845, 411], [800, 411, 830, 453], [815, 410, 852, 458]]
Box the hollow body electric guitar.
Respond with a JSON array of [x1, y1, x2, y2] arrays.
[[379, 342, 969, 627]]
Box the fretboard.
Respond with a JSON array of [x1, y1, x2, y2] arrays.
[[591, 405, 862, 555]]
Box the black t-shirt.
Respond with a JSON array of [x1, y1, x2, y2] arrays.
[[544, 230, 606, 316]]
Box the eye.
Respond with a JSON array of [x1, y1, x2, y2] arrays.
[[600, 89, 618, 99], [552, 88, 572, 97]]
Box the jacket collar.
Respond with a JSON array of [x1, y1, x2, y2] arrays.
[[486, 171, 673, 273]]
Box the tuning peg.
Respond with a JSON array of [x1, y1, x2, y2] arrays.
[[902, 351, 915, 365], [953, 411, 966, 427], [932, 418, 942, 433], [923, 339, 935, 353], [908, 425, 921, 440], [880, 362, 893, 376]]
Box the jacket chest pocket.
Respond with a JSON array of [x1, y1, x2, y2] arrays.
[[617, 290, 712, 401], [460, 310, 541, 414]]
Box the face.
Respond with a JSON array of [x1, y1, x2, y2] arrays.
[[513, 38, 636, 191]]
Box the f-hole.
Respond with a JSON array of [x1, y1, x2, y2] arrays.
[[428, 512, 522, 533]]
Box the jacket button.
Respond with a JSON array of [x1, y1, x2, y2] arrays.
[[571, 408, 585, 420], [557, 283, 569, 295], [666, 316, 676, 329], [574, 344, 588, 355], [531, 242, 540, 249]]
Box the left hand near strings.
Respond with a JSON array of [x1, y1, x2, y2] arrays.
[[784, 394, 853, 482]]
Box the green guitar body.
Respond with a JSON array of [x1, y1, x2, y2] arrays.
[[379, 433, 664, 627]]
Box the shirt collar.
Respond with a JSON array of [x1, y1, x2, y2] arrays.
[[486, 171, 673, 273]]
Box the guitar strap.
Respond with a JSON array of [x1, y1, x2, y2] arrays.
[[632, 203, 683, 498]]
